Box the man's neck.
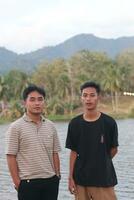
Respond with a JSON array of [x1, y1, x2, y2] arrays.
[[83, 110, 101, 122], [26, 112, 41, 124]]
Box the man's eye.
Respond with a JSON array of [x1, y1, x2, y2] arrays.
[[38, 98, 44, 101], [30, 98, 35, 101], [82, 94, 87, 97], [90, 94, 95, 97]]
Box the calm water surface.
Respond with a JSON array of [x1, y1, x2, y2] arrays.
[[0, 119, 134, 200]]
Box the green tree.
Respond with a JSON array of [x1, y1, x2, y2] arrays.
[[116, 50, 134, 92], [0, 75, 9, 116], [5, 69, 29, 100], [101, 62, 122, 112]]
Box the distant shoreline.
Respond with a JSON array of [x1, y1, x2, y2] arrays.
[[0, 113, 133, 125]]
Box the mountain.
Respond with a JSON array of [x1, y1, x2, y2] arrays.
[[1, 34, 134, 74], [0, 47, 35, 73], [0, 48, 18, 73]]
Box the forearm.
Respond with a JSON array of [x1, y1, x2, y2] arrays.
[[53, 152, 60, 176], [6, 154, 20, 187], [69, 150, 77, 179], [110, 147, 118, 158], [68, 150, 77, 194]]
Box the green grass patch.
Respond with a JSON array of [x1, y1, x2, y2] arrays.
[[47, 114, 75, 121]]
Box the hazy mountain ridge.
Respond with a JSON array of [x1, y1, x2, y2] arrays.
[[1, 34, 134, 73]]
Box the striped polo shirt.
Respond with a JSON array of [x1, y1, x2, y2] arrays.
[[5, 114, 61, 180]]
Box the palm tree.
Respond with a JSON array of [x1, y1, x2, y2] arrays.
[[101, 62, 122, 112], [0, 75, 9, 116], [5, 69, 29, 100]]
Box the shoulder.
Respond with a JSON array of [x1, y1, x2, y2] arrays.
[[101, 113, 117, 126], [69, 114, 83, 125], [44, 118, 55, 127], [6, 117, 25, 137], [43, 118, 57, 133], [101, 113, 116, 123], [8, 116, 24, 130]]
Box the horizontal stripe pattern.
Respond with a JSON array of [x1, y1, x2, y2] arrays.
[[5, 114, 61, 179]]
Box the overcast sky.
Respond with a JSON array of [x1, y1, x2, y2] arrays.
[[0, 0, 133, 53]]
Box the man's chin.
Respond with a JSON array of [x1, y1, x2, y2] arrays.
[[87, 107, 94, 111], [32, 111, 42, 115]]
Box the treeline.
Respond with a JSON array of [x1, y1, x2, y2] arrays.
[[0, 49, 134, 120]]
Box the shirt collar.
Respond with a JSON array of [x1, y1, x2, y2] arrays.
[[23, 113, 45, 122]]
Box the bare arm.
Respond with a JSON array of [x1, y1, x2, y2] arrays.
[[6, 154, 20, 189], [68, 150, 77, 195], [110, 147, 118, 158], [53, 152, 60, 178]]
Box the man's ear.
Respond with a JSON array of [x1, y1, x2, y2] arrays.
[[98, 94, 101, 99], [22, 100, 26, 107], [98, 94, 101, 101], [22, 100, 27, 112], [80, 95, 83, 103]]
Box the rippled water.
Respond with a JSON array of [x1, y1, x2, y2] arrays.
[[0, 119, 134, 200]]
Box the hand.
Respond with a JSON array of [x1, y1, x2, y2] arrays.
[[14, 179, 21, 191], [68, 177, 77, 195], [56, 173, 61, 180]]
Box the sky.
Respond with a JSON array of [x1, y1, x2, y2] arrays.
[[0, 0, 134, 53]]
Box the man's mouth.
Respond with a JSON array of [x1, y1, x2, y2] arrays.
[[34, 107, 41, 110], [86, 103, 92, 106]]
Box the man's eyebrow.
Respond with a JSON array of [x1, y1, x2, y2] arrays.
[[29, 96, 35, 98], [29, 96, 44, 99], [38, 96, 44, 99], [82, 92, 96, 94]]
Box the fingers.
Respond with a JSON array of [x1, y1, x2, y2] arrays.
[[69, 185, 77, 195], [14, 180, 21, 191], [68, 177, 77, 195]]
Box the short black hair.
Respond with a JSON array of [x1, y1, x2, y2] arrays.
[[23, 84, 46, 100], [80, 81, 101, 94]]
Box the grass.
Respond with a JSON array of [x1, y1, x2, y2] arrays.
[[98, 95, 134, 119], [0, 117, 11, 124], [48, 96, 134, 121], [47, 114, 75, 121]]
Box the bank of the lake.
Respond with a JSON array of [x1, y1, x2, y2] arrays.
[[0, 113, 133, 125], [1, 95, 134, 124]]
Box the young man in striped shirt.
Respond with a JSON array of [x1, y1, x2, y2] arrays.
[[6, 84, 61, 200]]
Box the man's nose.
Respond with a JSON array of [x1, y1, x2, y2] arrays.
[[34, 100, 41, 104], [86, 95, 91, 100]]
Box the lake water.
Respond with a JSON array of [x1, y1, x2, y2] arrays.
[[0, 119, 134, 200]]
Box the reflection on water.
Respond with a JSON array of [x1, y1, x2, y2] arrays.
[[0, 119, 134, 200]]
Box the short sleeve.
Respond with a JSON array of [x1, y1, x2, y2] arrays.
[[65, 120, 77, 152], [52, 126, 61, 153], [5, 123, 19, 155], [110, 120, 119, 148]]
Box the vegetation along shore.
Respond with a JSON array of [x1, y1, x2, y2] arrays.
[[1, 49, 134, 124]]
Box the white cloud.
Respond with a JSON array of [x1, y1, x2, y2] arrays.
[[0, 0, 134, 53]]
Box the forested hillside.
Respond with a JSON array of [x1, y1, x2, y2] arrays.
[[1, 34, 134, 73], [1, 50, 134, 121]]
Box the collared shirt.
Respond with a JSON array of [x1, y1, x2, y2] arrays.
[[5, 114, 61, 180]]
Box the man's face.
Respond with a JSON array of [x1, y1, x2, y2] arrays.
[[24, 91, 45, 115], [81, 87, 100, 111]]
